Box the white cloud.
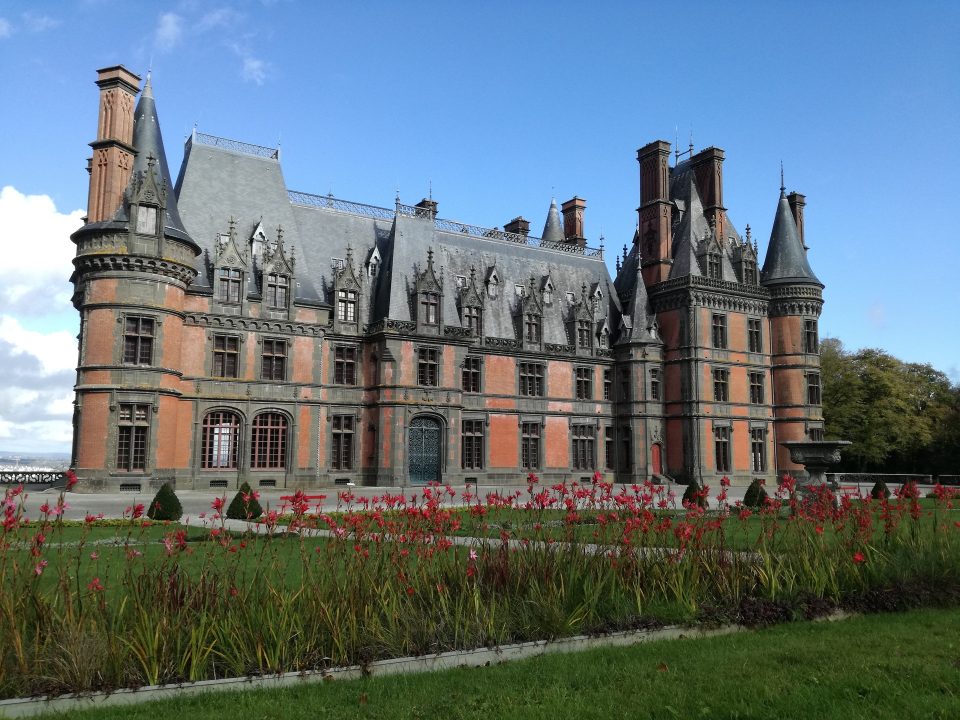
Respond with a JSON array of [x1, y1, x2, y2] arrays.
[[0, 17, 12, 38], [242, 55, 267, 85], [21, 12, 58, 32], [0, 187, 83, 316], [197, 7, 242, 31], [154, 12, 183, 52]]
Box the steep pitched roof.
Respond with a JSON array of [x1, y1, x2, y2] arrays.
[[541, 198, 565, 243], [761, 189, 822, 287]]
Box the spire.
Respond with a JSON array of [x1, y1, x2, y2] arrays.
[[541, 198, 564, 243], [760, 187, 822, 287], [131, 74, 193, 245], [142, 70, 153, 99]]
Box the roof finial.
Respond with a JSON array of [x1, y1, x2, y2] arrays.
[[428, 179, 432, 201], [689, 128, 694, 156], [426, 247, 434, 267], [780, 161, 785, 194], [143, 68, 153, 99]]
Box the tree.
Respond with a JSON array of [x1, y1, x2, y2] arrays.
[[147, 482, 183, 521]]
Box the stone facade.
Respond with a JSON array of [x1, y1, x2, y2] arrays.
[[69, 66, 824, 492]]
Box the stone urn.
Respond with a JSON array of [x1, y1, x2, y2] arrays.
[[779, 440, 852, 492]]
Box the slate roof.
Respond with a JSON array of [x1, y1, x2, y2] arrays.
[[761, 189, 822, 287]]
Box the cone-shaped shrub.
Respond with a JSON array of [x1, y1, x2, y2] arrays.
[[227, 481, 263, 520], [147, 482, 183, 521], [682, 480, 706, 508], [871, 479, 891, 500], [743, 478, 768, 508]]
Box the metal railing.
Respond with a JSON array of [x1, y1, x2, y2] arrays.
[[0, 470, 66, 488], [193, 132, 280, 160]]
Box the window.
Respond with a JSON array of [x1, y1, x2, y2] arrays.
[[605, 426, 615, 470], [331, 415, 355, 470], [748, 318, 763, 353], [619, 369, 630, 401], [712, 314, 727, 349], [135, 205, 157, 234], [521, 422, 540, 470], [333, 346, 357, 385], [807, 373, 822, 405], [714, 425, 731, 473], [809, 426, 825, 441], [707, 253, 722, 280], [201, 410, 240, 469], [603, 369, 612, 400], [123, 316, 154, 365], [751, 427, 767, 473], [461, 420, 484, 470], [804, 319, 819, 354], [650, 368, 661, 401], [250, 413, 287, 469], [462, 356, 481, 393], [713, 368, 729, 402], [524, 313, 541, 343], [218, 268, 242, 303], [420, 292, 439, 325], [337, 289, 358, 323], [577, 320, 591, 349], [464, 306, 482, 335], [571, 424, 595, 471], [417, 347, 439, 386], [116, 403, 149, 471], [265, 273, 289, 308], [519, 362, 544, 397], [261, 339, 287, 381], [212, 334, 240, 378], [743, 259, 757, 285], [620, 428, 632, 473], [575, 367, 592, 400], [749, 371, 765, 404]]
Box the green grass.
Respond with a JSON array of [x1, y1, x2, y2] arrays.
[[40, 608, 960, 720]]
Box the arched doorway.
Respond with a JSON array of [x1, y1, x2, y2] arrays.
[[408, 416, 442, 485], [650, 443, 663, 476]]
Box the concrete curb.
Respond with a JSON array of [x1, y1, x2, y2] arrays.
[[0, 615, 852, 718]]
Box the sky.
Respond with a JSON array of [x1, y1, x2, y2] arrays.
[[1, 0, 958, 454]]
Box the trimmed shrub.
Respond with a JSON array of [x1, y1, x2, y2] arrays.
[[682, 480, 707, 508], [147, 482, 183, 521], [227, 482, 263, 520], [743, 478, 768, 509], [871, 480, 891, 500]]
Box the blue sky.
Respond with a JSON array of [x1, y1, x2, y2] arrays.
[[1, 0, 958, 452]]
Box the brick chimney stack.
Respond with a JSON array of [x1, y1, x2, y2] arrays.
[[690, 146, 726, 238], [787, 191, 806, 249], [560, 196, 586, 243], [504, 216, 530, 237], [637, 140, 673, 286], [414, 197, 438, 218], [86, 65, 141, 223]]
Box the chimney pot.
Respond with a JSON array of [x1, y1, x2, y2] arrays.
[[560, 196, 587, 241], [504, 216, 530, 237]]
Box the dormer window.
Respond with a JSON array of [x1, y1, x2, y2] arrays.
[[707, 253, 722, 280], [369, 258, 379, 277], [337, 289, 358, 322], [525, 313, 541, 343], [464, 306, 482, 335], [515, 284, 525, 298], [742, 260, 757, 285], [577, 320, 592, 349], [265, 273, 289, 308], [218, 268, 242, 303], [420, 292, 439, 325], [136, 205, 158, 235]]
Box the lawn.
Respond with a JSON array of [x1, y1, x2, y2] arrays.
[[36, 608, 960, 720]]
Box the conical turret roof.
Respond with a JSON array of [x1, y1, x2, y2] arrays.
[[761, 189, 821, 287], [541, 198, 564, 243]]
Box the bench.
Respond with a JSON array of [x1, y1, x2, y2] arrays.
[[280, 494, 327, 503]]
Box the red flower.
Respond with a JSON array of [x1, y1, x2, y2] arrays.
[[87, 577, 104, 592], [211, 497, 225, 513], [853, 551, 866, 564], [64, 470, 78, 490]]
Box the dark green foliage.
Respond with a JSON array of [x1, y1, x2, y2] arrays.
[[743, 479, 768, 508], [147, 482, 182, 521], [682, 480, 706, 508], [227, 482, 263, 520], [871, 480, 891, 500]]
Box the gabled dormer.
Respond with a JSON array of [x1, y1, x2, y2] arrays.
[[212, 217, 249, 313], [249, 220, 268, 259], [333, 244, 362, 334], [458, 265, 485, 338], [366, 245, 382, 278], [541, 274, 555, 305], [732, 224, 760, 286], [516, 276, 543, 351], [696, 227, 727, 281], [413, 247, 443, 336], [128, 154, 166, 241], [596, 317, 611, 349], [485, 265, 500, 299], [569, 283, 595, 355], [261, 225, 295, 316]]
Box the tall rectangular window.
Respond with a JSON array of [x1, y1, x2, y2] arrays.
[[519, 362, 544, 397], [461, 420, 484, 470], [420, 292, 439, 325], [707, 253, 722, 280], [603, 369, 612, 400], [331, 415, 355, 470], [333, 346, 357, 385], [337, 289, 358, 323], [265, 273, 289, 308], [743, 260, 757, 285], [620, 428, 633, 473], [218, 268, 242, 303], [575, 367, 592, 400], [713, 368, 729, 402], [116, 403, 149, 471], [251, 413, 287, 469], [748, 318, 763, 353], [650, 368, 661, 401], [807, 373, 822, 405], [577, 320, 591, 349], [525, 314, 541, 343], [714, 425, 731, 473], [804, 319, 819, 354], [619, 369, 630, 401], [462, 356, 481, 393], [213, 334, 240, 378], [751, 427, 767, 473], [135, 205, 157, 235], [571, 424, 595, 471], [123, 316, 154, 365], [809, 426, 825, 441], [464, 306, 481, 335], [712, 314, 727, 349], [521, 422, 540, 470], [605, 426, 615, 470], [417, 347, 439, 386], [749, 371, 765, 404], [261, 338, 287, 381]]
